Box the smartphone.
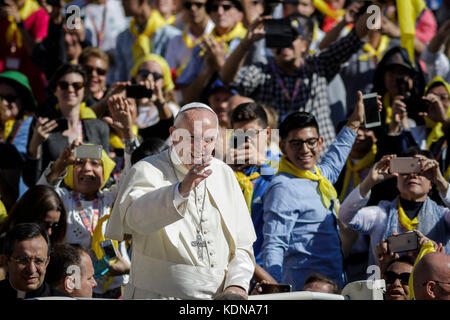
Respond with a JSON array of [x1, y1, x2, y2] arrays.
[[387, 231, 419, 253], [260, 283, 292, 294], [74, 144, 102, 159], [100, 240, 119, 260], [264, 18, 296, 48], [49, 118, 68, 133], [126, 85, 153, 99], [390, 157, 421, 174], [363, 92, 381, 128]]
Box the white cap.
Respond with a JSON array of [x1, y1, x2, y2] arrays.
[[175, 102, 219, 129]]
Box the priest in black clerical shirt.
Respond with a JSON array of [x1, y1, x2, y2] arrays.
[[0, 223, 70, 299]]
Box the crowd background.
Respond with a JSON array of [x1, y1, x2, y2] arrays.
[[0, 0, 449, 300]]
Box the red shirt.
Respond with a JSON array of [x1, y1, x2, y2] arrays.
[[0, 8, 49, 104]]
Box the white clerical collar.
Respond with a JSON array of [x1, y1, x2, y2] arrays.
[[9, 278, 26, 299]]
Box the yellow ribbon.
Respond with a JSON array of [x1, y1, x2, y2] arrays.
[[396, 0, 426, 68], [359, 35, 390, 61], [234, 170, 260, 214], [313, 0, 345, 20], [64, 144, 116, 190], [397, 198, 419, 231], [0, 198, 7, 225], [278, 155, 340, 214], [109, 125, 139, 150], [130, 9, 168, 63], [339, 144, 377, 202], [199, 22, 247, 56], [130, 53, 175, 92], [5, 0, 41, 49], [91, 214, 119, 293], [408, 240, 436, 300]]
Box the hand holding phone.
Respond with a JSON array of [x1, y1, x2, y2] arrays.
[[363, 92, 381, 128], [387, 231, 419, 253], [389, 157, 421, 175], [74, 144, 102, 159], [100, 240, 119, 260]]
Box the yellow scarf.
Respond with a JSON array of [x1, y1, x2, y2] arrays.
[[91, 214, 119, 293], [408, 240, 435, 300], [234, 170, 260, 214], [64, 145, 116, 190], [278, 155, 339, 214], [182, 26, 204, 49], [109, 125, 139, 149], [130, 10, 168, 63], [339, 144, 377, 202], [55, 102, 97, 120], [165, 14, 176, 25], [313, 0, 345, 20], [359, 35, 390, 61], [5, 0, 41, 48], [397, 198, 419, 231], [3, 119, 15, 140], [383, 93, 393, 124], [396, 0, 426, 67], [199, 22, 247, 56]]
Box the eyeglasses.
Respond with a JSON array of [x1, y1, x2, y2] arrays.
[[0, 94, 19, 104], [287, 137, 320, 150], [211, 3, 235, 11], [10, 256, 48, 267], [422, 280, 450, 287], [84, 65, 107, 76], [137, 70, 164, 81], [74, 159, 102, 167], [57, 81, 84, 91], [384, 271, 411, 285], [184, 1, 205, 9]]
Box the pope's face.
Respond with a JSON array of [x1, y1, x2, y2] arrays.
[[170, 109, 218, 168]]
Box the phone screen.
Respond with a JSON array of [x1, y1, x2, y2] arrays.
[[387, 232, 419, 253], [363, 93, 381, 128], [260, 283, 292, 294], [126, 85, 153, 99]]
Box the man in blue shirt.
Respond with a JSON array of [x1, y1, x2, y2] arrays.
[[261, 91, 374, 290]]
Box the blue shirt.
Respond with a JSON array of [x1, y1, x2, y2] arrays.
[[261, 126, 356, 290], [244, 150, 280, 266]]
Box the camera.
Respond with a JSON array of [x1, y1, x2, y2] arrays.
[[264, 18, 301, 48], [396, 77, 429, 119]]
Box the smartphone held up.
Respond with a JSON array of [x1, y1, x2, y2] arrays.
[[362, 92, 381, 128]]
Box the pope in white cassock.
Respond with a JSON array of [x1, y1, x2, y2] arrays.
[[105, 102, 257, 299]]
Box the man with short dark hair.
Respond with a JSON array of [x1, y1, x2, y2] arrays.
[[261, 92, 370, 291], [0, 223, 69, 299], [45, 243, 97, 298], [221, 11, 373, 156]]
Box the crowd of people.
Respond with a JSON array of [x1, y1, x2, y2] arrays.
[[0, 0, 449, 300]]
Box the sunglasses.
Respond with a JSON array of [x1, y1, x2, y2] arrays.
[[137, 70, 164, 81], [44, 221, 59, 230], [57, 81, 84, 91], [0, 94, 19, 104], [384, 271, 411, 285], [84, 65, 107, 76], [184, 1, 205, 9], [211, 3, 235, 11]]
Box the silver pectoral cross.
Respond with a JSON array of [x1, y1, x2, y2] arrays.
[[191, 234, 207, 260]]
